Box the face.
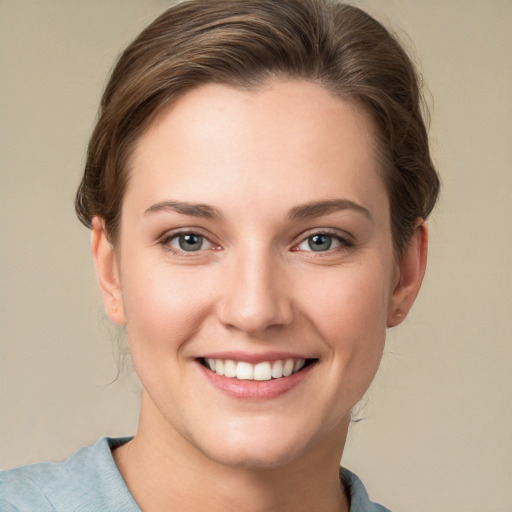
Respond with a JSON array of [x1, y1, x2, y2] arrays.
[[94, 79, 423, 469]]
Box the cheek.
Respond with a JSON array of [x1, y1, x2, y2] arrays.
[[298, 259, 392, 383], [119, 263, 213, 361], [303, 261, 391, 335]]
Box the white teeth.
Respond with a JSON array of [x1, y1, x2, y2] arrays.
[[293, 359, 306, 373], [253, 362, 272, 381], [215, 359, 224, 376], [283, 359, 294, 377], [271, 360, 283, 379], [204, 358, 309, 381], [236, 361, 254, 380], [224, 359, 237, 378]]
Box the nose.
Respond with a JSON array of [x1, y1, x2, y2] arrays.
[[216, 248, 294, 335]]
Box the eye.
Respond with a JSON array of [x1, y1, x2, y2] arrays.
[[296, 232, 349, 252], [166, 232, 212, 252]]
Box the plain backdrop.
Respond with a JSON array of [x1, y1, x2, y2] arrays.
[[0, 1, 511, 511]]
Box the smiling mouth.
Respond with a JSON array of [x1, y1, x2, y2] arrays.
[[199, 358, 317, 381]]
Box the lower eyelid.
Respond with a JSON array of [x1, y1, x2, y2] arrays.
[[294, 233, 352, 252], [160, 232, 212, 251]]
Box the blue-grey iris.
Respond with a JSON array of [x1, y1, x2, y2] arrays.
[[179, 234, 203, 251], [308, 234, 332, 251]]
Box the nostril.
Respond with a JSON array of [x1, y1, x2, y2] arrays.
[[217, 297, 294, 335]]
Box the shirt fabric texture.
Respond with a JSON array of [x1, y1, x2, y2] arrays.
[[0, 437, 390, 511]]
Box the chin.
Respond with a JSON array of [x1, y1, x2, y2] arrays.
[[190, 417, 325, 471], [202, 442, 305, 470]]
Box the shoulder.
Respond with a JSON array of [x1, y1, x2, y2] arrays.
[[0, 437, 139, 512], [0, 463, 54, 511], [340, 466, 392, 512]]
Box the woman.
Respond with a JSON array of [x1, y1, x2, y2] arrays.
[[0, 0, 439, 510]]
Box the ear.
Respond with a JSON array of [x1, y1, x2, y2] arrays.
[[91, 217, 126, 325], [387, 220, 429, 328]]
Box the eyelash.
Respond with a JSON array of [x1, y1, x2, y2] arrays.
[[159, 229, 355, 256], [292, 229, 355, 255], [159, 230, 216, 255]]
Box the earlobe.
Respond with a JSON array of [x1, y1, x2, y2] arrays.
[[387, 220, 429, 328], [91, 217, 126, 325]]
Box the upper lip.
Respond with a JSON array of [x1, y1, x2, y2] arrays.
[[198, 351, 316, 364]]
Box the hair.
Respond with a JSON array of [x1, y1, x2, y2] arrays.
[[75, 0, 440, 253]]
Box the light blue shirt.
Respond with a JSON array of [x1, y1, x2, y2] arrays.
[[0, 437, 390, 511]]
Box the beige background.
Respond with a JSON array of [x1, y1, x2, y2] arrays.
[[1, 1, 511, 511]]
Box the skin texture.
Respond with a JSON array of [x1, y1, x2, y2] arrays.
[[91, 79, 428, 512]]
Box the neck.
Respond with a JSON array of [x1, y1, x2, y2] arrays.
[[114, 391, 350, 512]]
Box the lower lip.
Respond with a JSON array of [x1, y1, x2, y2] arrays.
[[198, 361, 315, 400]]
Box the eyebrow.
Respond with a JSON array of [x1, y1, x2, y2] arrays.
[[144, 198, 372, 222], [144, 200, 223, 219], [287, 199, 373, 222]]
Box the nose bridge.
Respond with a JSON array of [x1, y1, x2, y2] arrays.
[[217, 241, 293, 334]]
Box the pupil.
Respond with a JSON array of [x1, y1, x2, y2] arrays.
[[308, 234, 332, 252], [179, 234, 202, 251]]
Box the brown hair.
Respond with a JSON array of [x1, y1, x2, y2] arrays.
[[75, 0, 440, 252]]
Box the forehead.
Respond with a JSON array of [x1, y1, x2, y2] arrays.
[[125, 79, 387, 218]]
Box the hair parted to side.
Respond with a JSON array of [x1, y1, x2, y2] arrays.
[[75, 0, 440, 252]]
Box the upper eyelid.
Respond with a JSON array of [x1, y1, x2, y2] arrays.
[[160, 232, 217, 257], [160, 227, 213, 241], [158, 227, 354, 248], [294, 227, 354, 243], [291, 228, 356, 253], [159, 229, 216, 251]]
